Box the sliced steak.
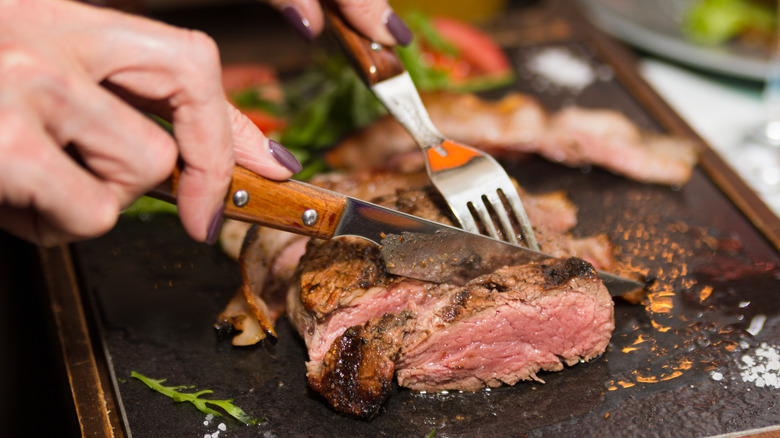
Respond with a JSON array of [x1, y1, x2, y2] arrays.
[[218, 169, 618, 418], [396, 258, 614, 391], [294, 256, 614, 417]]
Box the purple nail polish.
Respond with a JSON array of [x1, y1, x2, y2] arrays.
[[206, 203, 225, 245], [386, 12, 413, 46], [282, 5, 314, 42], [269, 139, 303, 174]]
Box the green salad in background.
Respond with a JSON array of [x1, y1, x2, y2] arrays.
[[684, 0, 776, 47]]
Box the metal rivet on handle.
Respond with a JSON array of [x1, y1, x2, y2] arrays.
[[370, 42, 382, 51], [302, 209, 318, 226], [232, 190, 249, 207]]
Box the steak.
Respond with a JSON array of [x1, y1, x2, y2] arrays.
[[291, 247, 614, 417], [218, 170, 617, 417]]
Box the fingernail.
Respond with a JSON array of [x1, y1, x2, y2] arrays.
[[269, 139, 303, 174], [282, 5, 314, 42], [385, 12, 413, 46], [206, 203, 225, 245]]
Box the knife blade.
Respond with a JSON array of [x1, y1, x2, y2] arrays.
[[152, 165, 643, 296]]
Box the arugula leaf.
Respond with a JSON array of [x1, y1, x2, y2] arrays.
[[278, 54, 387, 178], [122, 196, 178, 217], [406, 11, 458, 55], [131, 371, 263, 426], [396, 36, 453, 91], [229, 89, 285, 116]]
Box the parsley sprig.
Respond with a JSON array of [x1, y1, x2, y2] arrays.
[[131, 371, 263, 426]]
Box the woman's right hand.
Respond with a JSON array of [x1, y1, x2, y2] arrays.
[[0, 0, 301, 247]]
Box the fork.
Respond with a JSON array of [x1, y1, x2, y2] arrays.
[[324, 5, 539, 250]]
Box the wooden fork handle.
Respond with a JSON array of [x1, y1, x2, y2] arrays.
[[151, 165, 347, 240], [322, 0, 405, 86]]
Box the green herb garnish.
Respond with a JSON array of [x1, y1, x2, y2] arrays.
[[278, 54, 387, 177], [131, 371, 263, 425], [122, 196, 178, 217], [229, 89, 285, 116]]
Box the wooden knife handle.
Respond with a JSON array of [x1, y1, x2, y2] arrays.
[[151, 165, 347, 240], [323, 0, 405, 86]]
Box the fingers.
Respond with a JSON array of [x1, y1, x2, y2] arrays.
[[272, 0, 321, 41], [267, 0, 412, 46], [228, 104, 302, 180], [71, 7, 236, 242], [334, 0, 412, 46], [41, 70, 180, 212], [82, 12, 303, 240], [0, 12, 184, 245], [0, 0, 303, 247], [0, 109, 120, 246]]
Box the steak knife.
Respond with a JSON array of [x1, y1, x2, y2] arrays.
[[152, 165, 643, 296]]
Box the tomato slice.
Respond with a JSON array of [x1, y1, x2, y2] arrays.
[[222, 63, 280, 93], [222, 63, 287, 134], [430, 17, 512, 77], [414, 16, 513, 89], [242, 108, 287, 134]]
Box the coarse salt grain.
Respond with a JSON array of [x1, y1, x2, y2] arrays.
[[739, 343, 780, 389], [526, 47, 596, 93], [218, 423, 226, 431], [711, 371, 723, 381]]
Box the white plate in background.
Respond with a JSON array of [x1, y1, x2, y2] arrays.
[[578, 0, 769, 81]]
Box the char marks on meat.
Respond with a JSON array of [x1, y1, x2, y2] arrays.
[[295, 253, 613, 417], [326, 91, 698, 186], [310, 311, 414, 418], [219, 170, 617, 417]]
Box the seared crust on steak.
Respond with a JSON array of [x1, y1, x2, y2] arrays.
[[219, 171, 617, 347], [309, 312, 414, 418], [299, 239, 391, 318], [297, 257, 614, 417]]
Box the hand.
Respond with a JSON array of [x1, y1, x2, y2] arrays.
[[263, 0, 413, 46], [0, 0, 302, 247]]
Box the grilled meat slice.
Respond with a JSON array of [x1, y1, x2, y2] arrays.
[[219, 170, 616, 346], [396, 258, 614, 391], [293, 255, 614, 418], [326, 91, 698, 185]]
